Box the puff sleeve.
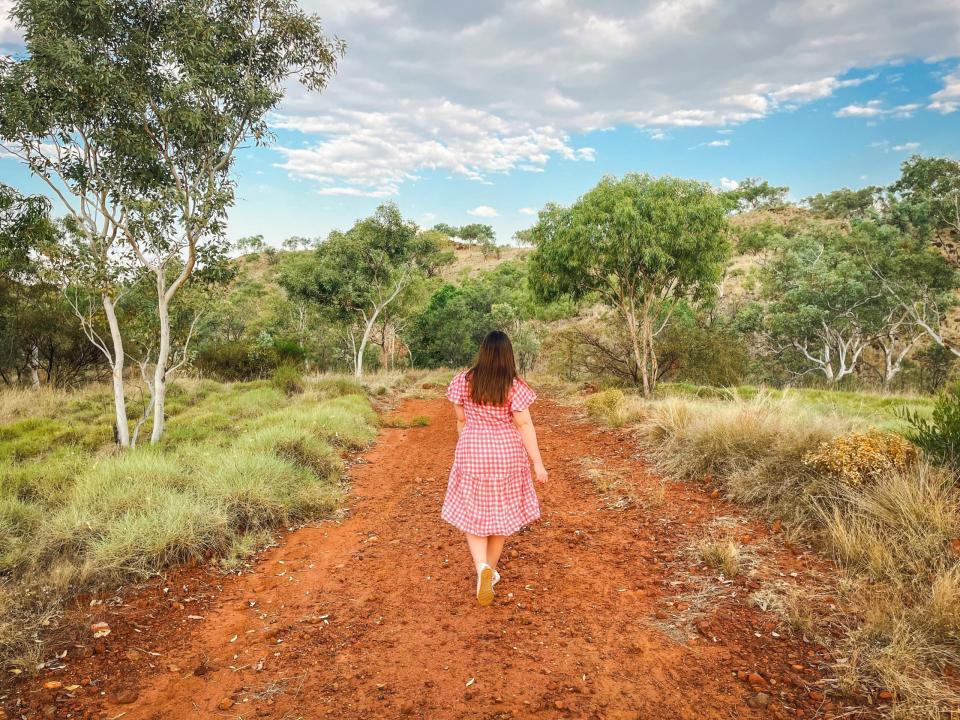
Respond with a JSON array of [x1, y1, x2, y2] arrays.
[[509, 379, 537, 413], [446, 371, 468, 405]]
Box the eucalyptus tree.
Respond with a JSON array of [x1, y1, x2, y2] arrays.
[[528, 174, 729, 396], [0, 183, 58, 387], [760, 221, 950, 384], [889, 155, 960, 263], [0, 0, 343, 444], [282, 203, 451, 378]]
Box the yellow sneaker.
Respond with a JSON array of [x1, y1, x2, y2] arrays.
[[477, 564, 494, 607]]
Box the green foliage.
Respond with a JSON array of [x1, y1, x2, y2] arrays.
[[197, 340, 279, 380], [271, 366, 304, 396], [655, 316, 750, 387], [409, 262, 562, 369], [889, 155, 960, 247], [805, 186, 884, 220], [529, 173, 729, 394], [585, 389, 625, 421], [761, 221, 954, 383], [0, 377, 376, 667], [721, 177, 790, 212], [282, 203, 452, 376], [904, 384, 960, 470]]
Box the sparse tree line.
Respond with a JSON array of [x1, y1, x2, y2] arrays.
[[535, 157, 960, 394], [2, 2, 958, 450]]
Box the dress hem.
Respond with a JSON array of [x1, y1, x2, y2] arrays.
[[440, 508, 541, 537]]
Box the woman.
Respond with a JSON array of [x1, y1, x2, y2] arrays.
[[442, 330, 548, 606]]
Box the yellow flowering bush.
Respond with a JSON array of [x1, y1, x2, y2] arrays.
[[803, 429, 920, 486]]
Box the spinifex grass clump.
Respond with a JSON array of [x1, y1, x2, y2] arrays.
[[586, 387, 960, 718], [0, 376, 376, 670]]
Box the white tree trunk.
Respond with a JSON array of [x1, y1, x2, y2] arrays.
[[102, 294, 130, 447], [151, 276, 171, 444], [28, 344, 41, 389], [355, 318, 376, 379]]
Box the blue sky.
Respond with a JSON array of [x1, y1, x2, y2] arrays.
[[2, 1, 959, 246]]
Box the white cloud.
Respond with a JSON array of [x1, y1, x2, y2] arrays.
[[518, 207, 537, 215], [771, 75, 875, 103], [869, 139, 920, 153], [929, 69, 960, 114], [264, 1, 960, 194], [271, 100, 594, 196], [719, 177, 740, 191], [6, 2, 956, 195], [837, 99, 923, 118], [691, 139, 730, 149], [467, 205, 498, 217], [836, 100, 884, 117]]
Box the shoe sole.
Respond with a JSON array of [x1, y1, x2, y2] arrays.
[[477, 566, 494, 607]]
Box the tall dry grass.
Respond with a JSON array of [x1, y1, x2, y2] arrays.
[[585, 389, 960, 718]]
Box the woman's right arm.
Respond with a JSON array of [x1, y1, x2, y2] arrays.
[[512, 408, 548, 483]]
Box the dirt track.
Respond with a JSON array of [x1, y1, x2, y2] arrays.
[[9, 394, 847, 719]]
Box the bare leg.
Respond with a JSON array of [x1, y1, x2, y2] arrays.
[[486, 535, 506, 570], [465, 533, 488, 571]]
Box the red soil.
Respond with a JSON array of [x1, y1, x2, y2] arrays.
[[5, 394, 857, 719]]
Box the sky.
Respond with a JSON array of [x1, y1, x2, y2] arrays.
[[1, 0, 959, 246]]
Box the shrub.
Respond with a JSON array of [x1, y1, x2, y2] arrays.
[[803, 429, 920, 486], [196, 341, 278, 380], [272, 366, 305, 396], [904, 384, 960, 471], [584, 389, 624, 423]]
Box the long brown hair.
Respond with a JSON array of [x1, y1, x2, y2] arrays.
[[467, 330, 517, 406]]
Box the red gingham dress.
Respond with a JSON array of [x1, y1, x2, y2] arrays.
[[441, 371, 541, 536]]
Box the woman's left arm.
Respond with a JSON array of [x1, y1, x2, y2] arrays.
[[453, 404, 466, 435], [513, 408, 548, 483]]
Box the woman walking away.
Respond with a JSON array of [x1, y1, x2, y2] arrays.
[[442, 330, 548, 606]]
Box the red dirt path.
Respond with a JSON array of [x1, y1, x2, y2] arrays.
[[6, 394, 853, 719]]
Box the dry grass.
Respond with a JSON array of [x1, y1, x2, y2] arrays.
[[579, 457, 636, 509], [697, 537, 743, 578], [582, 387, 960, 718]]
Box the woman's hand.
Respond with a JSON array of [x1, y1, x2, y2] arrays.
[[534, 462, 548, 484]]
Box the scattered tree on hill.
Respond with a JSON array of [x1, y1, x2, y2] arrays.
[[889, 155, 960, 266], [722, 178, 790, 213], [529, 174, 730, 396], [805, 186, 884, 220], [283, 203, 450, 377], [433, 222, 499, 257]]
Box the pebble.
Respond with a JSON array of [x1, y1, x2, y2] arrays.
[[114, 688, 139, 704], [746, 692, 770, 709], [747, 672, 765, 686], [808, 690, 825, 702], [218, 698, 235, 710]]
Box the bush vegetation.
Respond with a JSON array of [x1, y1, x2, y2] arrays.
[[584, 388, 960, 717], [0, 375, 376, 670]]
